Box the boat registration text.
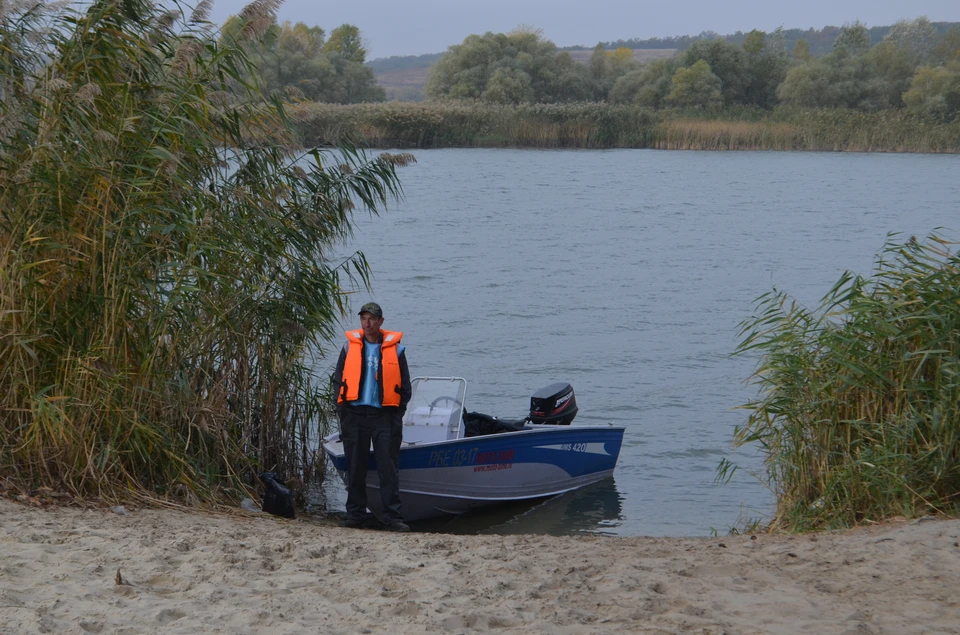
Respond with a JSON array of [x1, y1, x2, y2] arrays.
[[427, 447, 516, 471]]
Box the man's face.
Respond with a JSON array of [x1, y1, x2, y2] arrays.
[[359, 312, 384, 342]]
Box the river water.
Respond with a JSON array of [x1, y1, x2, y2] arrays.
[[316, 148, 960, 537]]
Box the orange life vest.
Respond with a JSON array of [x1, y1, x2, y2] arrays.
[[337, 329, 403, 407]]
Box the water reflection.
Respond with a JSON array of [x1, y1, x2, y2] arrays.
[[413, 477, 624, 536]]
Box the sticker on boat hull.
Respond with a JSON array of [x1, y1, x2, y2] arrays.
[[535, 442, 612, 456]]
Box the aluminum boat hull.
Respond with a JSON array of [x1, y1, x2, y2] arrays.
[[322, 424, 624, 522]]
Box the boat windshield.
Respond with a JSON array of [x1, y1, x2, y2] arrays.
[[403, 377, 467, 439]]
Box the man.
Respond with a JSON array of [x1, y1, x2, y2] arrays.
[[333, 302, 412, 532]]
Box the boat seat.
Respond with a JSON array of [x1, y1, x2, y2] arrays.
[[403, 405, 460, 444], [463, 411, 528, 438]]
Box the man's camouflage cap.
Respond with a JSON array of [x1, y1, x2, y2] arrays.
[[358, 302, 383, 318]]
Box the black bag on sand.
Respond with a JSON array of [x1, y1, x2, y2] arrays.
[[259, 471, 295, 519]]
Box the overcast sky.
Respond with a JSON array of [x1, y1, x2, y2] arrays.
[[205, 0, 960, 60]]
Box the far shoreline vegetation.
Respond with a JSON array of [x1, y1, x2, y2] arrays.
[[168, 13, 960, 153], [292, 101, 960, 152], [356, 19, 960, 153]]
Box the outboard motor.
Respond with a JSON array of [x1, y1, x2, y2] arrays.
[[528, 382, 578, 425]]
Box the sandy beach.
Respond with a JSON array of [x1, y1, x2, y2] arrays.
[[1, 497, 958, 635]]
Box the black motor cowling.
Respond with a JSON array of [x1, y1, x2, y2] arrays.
[[528, 382, 578, 425]]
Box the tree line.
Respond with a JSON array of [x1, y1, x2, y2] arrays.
[[224, 17, 959, 122], [422, 19, 960, 120]]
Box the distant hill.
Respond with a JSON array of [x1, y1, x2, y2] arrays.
[[600, 21, 960, 56], [369, 21, 960, 101], [367, 52, 446, 74], [368, 53, 444, 101]]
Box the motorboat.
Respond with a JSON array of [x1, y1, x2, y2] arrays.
[[322, 376, 625, 522]]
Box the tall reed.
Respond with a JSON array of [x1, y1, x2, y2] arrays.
[[654, 120, 804, 150], [728, 235, 960, 530], [0, 0, 410, 504]]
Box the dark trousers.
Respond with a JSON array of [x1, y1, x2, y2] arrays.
[[340, 406, 403, 524]]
